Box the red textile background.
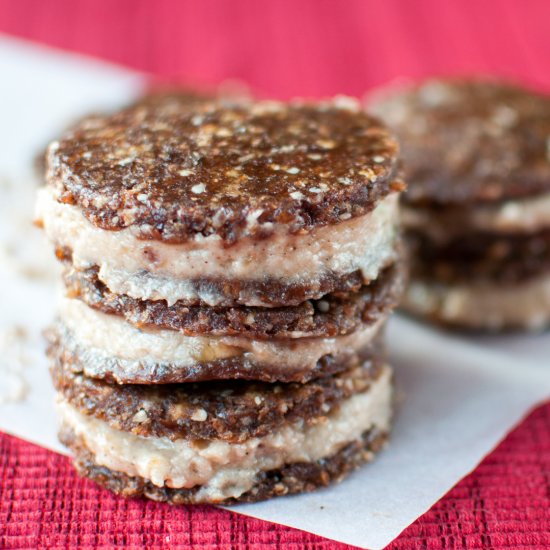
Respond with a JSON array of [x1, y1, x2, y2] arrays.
[[1, 0, 550, 548]]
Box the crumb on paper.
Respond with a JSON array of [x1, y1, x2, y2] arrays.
[[0, 325, 31, 404], [0, 175, 59, 283]]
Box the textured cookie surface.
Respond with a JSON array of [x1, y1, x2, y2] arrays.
[[47, 98, 400, 243], [61, 255, 403, 338], [406, 230, 550, 285], [370, 79, 550, 205], [50, 353, 386, 442], [60, 426, 387, 505]]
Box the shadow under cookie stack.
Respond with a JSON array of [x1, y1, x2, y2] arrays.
[[36, 95, 405, 504]]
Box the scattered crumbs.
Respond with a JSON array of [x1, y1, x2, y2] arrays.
[[215, 127, 232, 138], [133, 409, 149, 423], [0, 326, 31, 404], [254, 396, 263, 405], [191, 183, 206, 194], [238, 153, 255, 163], [359, 169, 376, 178], [309, 187, 322, 193], [279, 144, 296, 153], [286, 167, 300, 174], [178, 169, 194, 177], [290, 191, 304, 200], [492, 104, 518, 127], [136, 193, 148, 203], [316, 139, 336, 149], [338, 177, 353, 185], [191, 408, 208, 421], [332, 95, 360, 111], [372, 155, 385, 163], [307, 153, 322, 161]]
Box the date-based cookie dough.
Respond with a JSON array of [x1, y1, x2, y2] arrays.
[[370, 79, 550, 330], [38, 97, 403, 307], [53, 359, 393, 504], [38, 92, 405, 503]]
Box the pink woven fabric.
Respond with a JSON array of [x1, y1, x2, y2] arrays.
[[2, 403, 550, 549], [1, 0, 550, 547]]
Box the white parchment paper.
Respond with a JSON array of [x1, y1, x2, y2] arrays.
[[1, 35, 549, 550]]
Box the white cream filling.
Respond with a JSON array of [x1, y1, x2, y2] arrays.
[[60, 297, 384, 371], [36, 187, 399, 306], [57, 365, 392, 502], [404, 274, 550, 330], [403, 191, 550, 242]]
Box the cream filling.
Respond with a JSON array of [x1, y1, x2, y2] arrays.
[[404, 274, 550, 330], [403, 191, 550, 243], [36, 187, 399, 306], [57, 365, 392, 502], [60, 297, 384, 371]]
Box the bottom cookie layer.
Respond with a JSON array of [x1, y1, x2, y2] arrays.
[[57, 365, 392, 504], [403, 273, 550, 331], [60, 426, 388, 505]]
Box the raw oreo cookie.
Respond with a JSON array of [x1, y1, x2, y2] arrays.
[[38, 97, 403, 308], [53, 358, 393, 504], [370, 79, 550, 330], [38, 93, 405, 503]]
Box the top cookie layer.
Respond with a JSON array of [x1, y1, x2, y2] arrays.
[[47, 98, 399, 244], [369, 79, 550, 206]]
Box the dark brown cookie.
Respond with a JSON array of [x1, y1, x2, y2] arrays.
[[60, 255, 404, 338], [60, 425, 387, 505], [369, 79, 550, 206], [47, 98, 400, 244], [407, 229, 550, 285], [50, 351, 386, 443]]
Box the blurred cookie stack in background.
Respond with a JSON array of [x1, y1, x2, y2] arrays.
[[370, 80, 550, 331], [36, 94, 406, 504]]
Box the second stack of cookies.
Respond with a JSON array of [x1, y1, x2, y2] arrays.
[[37, 95, 405, 503]]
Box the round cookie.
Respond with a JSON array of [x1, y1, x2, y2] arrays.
[[48, 97, 399, 241], [369, 79, 550, 205], [60, 258, 403, 339], [369, 79, 550, 331], [51, 348, 388, 441], [50, 257, 401, 385], [60, 425, 387, 505], [39, 97, 403, 308], [53, 360, 393, 504]]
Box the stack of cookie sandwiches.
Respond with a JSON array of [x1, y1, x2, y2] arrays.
[[370, 79, 550, 331], [36, 96, 405, 503]]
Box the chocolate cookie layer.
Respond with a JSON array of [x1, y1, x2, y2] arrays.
[[61, 258, 403, 338], [47, 97, 399, 243], [369, 79, 550, 206], [371, 79, 550, 331], [54, 363, 392, 504], [407, 230, 550, 285], [50, 352, 387, 442], [60, 425, 387, 505]]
